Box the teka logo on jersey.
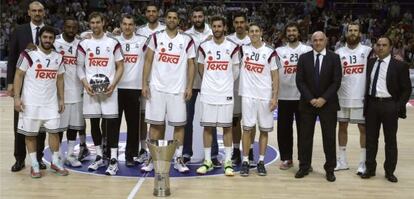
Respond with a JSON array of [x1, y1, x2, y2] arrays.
[[35, 64, 57, 79], [207, 60, 229, 71], [343, 64, 364, 75], [158, 49, 180, 64], [283, 65, 297, 74], [244, 60, 264, 73], [124, 54, 138, 63], [88, 53, 109, 67], [63, 56, 77, 65]]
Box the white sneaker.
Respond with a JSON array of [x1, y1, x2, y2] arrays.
[[105, 158, 119, 176], [88, 156, 105, 171], [356, 161, 366, 175], [140, 158, 154, 172], [334, 159, 349, 171], [136, 149, 149, 164], [174, 157, 189, 173], [65, 154, 82, 167]]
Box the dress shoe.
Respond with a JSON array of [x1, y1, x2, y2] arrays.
[[326, 172, 336, 182], [125, 158, 135, 167], [360, 171, 376, 179], [385, 174, 398, 183], [11, 160, 25, 172], [295, 169, 309, 178], [38, 161, 47, 170]]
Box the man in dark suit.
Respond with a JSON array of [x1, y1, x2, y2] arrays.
[[6, 1, 47, 172], [295, 31, 342, 182], [361, 36, 412, 183]]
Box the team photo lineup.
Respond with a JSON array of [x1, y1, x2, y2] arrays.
[[3, 0, 413, 186]]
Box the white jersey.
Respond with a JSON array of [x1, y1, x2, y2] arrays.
[[146, 30, 195, 94], [239, 43, 279, 100], [198, 38, 240, 104], [136, 22, 166, 37], [54, 34, 82, 103], [185, 25, 212, 89], [336, 44, 372, 107], [116, 33, 147, 89], [77, 34, 124, 86], [276, 43, 312, 100], [226, 33, 251, 92], [17, 48, 64, 117]]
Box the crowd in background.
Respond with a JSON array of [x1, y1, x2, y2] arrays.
[[1, 0, 413, 68]]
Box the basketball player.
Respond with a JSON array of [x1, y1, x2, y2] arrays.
[[226, 13, 252, 166], [13, 26, 68, 178], [115, 14, 148, 167], [196, 16, 240, 176], [77, 12, 124, 176], [239, 23, 280, 177], [335, 22, 373, 175], [275, 23, 312, 170], [55, 17, 89, 167], [141, 8, 196, 173]]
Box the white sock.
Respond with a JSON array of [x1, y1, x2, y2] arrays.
[[360, 148, 366, 163], [175, 146, 183, 158], [259, 155, 265, 162], [140, 140, 147, 150], [58, 145, 64, 159], [52, 152, 60, 165], [79, 134, 86, 145], [234, 143, 240, 149], [67, 140, 76, 156], [29, 152, 38, 165], [225, 147, 232, 162], [250, 144, 254, 149], [338, 146, 347, 162], [95, 145, 103, 157], [242, 156, 248, 162], [204, 148, 211, 161], [110, 148, 118, 160]]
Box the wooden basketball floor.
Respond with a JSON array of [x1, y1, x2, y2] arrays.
[[1, 96, 413, 199]]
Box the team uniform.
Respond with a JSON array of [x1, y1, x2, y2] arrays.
[[77, 34, 124, 119], [115, 33, 147, 161], [239, 43, 279, 132], [54, 35, 85, 132], [144, 30, 195, 126], [17, 48, 64, 136], [226, 33, 250, 117], [275, 42, 312, 165], [336, 44, 372, 124], [198, 38, 240, 127]]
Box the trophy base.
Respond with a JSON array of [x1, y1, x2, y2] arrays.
[[153, 188, 171, 197]]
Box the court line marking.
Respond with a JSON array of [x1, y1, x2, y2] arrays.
[[127, 173, 148, 199]]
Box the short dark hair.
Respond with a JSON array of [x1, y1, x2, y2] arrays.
[[121, 14, 135, 24], [63, 16, 77, 23], [233, 12, 246, 21], [378, 35, 393, 46], [192, 6, 204, 15], [39, 26, 57, 39], [347, 22, 361, 31], [284, 22, 300, 35], [146, 2, 158, 11], [88, 12, 105, 22], [248, 22, 262, 30], [166, 7, 179, 16], [211, 16, 226, 26]]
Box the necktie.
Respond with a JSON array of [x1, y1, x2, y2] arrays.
[[35, 27, 40, 45], [315, 53, 321, 95], [370, 59, 383, 96]]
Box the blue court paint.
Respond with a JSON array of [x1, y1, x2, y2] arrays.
[[44, 133, 279, 178]]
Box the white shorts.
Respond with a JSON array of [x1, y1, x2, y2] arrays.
[[233, 92, 242, 117], [59, 102, 86, 131], [17, 115, 60, 136], [242, 97, 274, 132], [200, 102, 233, 127], [145, 88, 186, 126], [140, 95, 146, 113], [83, 91, 118, 119], [337, 107, 365, 124]]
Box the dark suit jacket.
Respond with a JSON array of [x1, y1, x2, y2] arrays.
[[364, 57, 412, 118], [296, 50, 342, 112], [6, 23, 34, 84]]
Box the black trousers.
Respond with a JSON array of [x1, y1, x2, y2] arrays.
[[365, 98, 398, 174], [116, 89, 141, 159], [277, 100, 301, 161], [298, 107, 337, 172], [14, 110, 46, 162]]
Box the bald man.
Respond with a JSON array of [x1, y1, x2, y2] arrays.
[[295, 31, 342, 182], [7, 1, 47, 172]]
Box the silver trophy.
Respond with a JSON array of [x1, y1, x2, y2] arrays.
[[89, 74, 110, 94], [147, 139, 178, 197]]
